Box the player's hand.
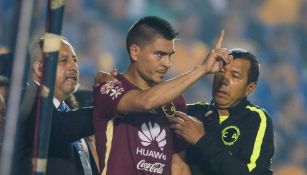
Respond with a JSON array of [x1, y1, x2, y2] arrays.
[[94, 69, 118, 87], [202, 30, 232, 74], [169, 111, 205, 145]]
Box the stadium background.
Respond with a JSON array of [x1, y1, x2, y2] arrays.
[[0, 0, 307, 174]]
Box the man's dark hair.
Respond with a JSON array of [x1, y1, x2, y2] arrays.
[[228, 48, 260, 84], [126, 16, 178, 56]]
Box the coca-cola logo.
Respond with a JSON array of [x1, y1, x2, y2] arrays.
[[136, 159, 165, 174]]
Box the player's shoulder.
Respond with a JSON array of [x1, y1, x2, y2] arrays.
[[187, 102, 209, 113], [95, 79, 123, 91], [188, 101, 209, 108], [245, 104, 272, 126]]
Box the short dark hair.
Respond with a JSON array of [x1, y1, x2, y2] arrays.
[[126, 16, 178, 55], [228, 48, 260, 84]]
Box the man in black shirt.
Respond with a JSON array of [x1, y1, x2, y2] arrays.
[[170, 48, 274, 175]]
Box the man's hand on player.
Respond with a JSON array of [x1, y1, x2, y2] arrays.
[[94, 69, 118, 87]]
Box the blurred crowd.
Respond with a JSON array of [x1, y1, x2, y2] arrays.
[[1, 0, 307, 174]]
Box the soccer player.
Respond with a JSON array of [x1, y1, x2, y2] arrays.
[[93, 16, 231, 175]]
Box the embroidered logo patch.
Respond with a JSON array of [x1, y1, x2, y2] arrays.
[[161, 102, 176, 118], [100, 81, 124, 100], [222, 125, 240, 146]]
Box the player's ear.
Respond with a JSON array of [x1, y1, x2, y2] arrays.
[[246, 82, 256, 96], [33, 60, 43, 79], [130, 44, 140, 61]]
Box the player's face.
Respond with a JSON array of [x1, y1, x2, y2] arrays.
[[212, 58, 255, 109], [55, 41, 79, 101], [136, 37, 175, 85]]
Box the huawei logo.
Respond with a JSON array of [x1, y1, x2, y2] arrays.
[[138, 122, 166, 151]]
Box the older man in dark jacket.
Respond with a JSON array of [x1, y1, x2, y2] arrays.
[[16, 37, 98, 175]]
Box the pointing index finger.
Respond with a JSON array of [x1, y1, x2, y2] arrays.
[[215, 30, 224, 49]]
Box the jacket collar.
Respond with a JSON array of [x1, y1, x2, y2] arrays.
[[210, 96, 251, 115]]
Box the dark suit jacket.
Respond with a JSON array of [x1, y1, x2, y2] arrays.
[[15, 83, 98, 175]]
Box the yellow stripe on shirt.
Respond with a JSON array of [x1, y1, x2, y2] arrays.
[[219, 115, 229, 124], [101, 118, 115, 175], [246, 106, 267, 172]]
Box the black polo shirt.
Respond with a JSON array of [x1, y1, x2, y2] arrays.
[[187, 98, 274, 175]]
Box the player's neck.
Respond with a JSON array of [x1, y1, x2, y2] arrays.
[[217, 109, 229, 116], [123, 69, 151, 90]]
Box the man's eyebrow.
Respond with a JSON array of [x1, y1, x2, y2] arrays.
[[154, 50, 175, 55], [169, 51, 175, 55]]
